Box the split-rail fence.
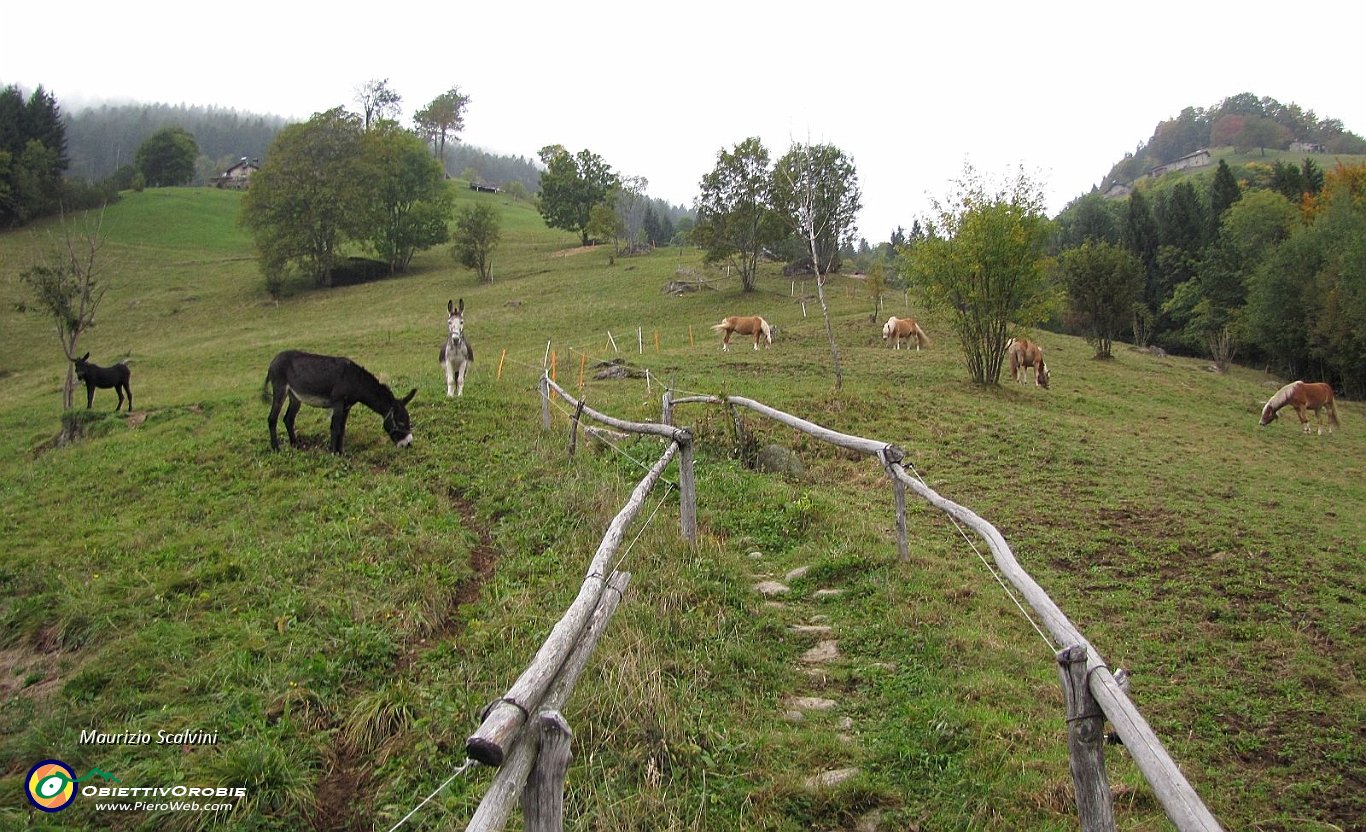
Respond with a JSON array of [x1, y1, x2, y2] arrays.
[[456, 375, 1223, 832]]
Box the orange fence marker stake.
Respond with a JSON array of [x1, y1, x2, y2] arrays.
[[497, 348, 507, 381]]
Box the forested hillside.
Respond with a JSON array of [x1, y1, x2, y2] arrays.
[[1102, 92, 1366, 189], [63, 103, 286, 185]]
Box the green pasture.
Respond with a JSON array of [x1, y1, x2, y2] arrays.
[[0, 187, 1362, 831]]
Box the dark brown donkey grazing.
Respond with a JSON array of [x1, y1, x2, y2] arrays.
[[263, 350, 415, 454], [73, 353, 133, 411]]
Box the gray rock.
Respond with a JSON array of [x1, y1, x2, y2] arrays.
[[755, 444, 805, 477]]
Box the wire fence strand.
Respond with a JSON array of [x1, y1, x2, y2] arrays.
[[386, 757, 479, 832]]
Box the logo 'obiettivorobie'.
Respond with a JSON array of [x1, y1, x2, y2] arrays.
[[25, 760, 120, 812]]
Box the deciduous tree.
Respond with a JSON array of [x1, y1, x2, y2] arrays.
[[536, 146, 619, 247], [772, 142, 861, 390], [413, 87, 470, 167], [906, 164, 1054, 385], [1059, 240, 1142, 359], [451, 202, 501, 282], [693, 137, 784, 292], [363, 124, 451, 272], [19, 208, 111, 411], [612, 175, 649, 253], [240, 108, 373, 290], [135, 126, 198, 187], [355, 78, 402, 130]]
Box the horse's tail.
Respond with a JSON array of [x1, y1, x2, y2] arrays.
[[711, 319, 729, 332], [913, 324, 931, 348], [760, 318, 773, 343], [1328, 393, 1341, 427]]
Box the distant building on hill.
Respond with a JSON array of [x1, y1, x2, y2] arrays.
[[212, 157, 260, 189], [1289, 141, 1325, 153], [469, 182, 500, 194], [1149, 148, 1211, 179]]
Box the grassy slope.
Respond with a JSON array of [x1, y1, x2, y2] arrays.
[[0, 188, 1362, 831]]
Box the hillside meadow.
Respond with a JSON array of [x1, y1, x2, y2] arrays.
[[0, 187, 1362, 831]]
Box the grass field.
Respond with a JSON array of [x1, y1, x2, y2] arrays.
[[1, 187, 1362, 831]]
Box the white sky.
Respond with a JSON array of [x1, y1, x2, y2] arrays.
[[6, 0, 1365, 241]]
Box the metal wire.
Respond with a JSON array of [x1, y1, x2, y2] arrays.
[[385, 757, 479, 832]]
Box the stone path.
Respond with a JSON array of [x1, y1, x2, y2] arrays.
[[750, 548, 877, 830]]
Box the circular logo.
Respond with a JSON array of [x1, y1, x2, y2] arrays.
[[26, 759, 78, 812]]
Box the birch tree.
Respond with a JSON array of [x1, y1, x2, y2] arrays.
[[773, 142, 861, 391], [612, 175, 650, 254], [354, 78, 402, 130]]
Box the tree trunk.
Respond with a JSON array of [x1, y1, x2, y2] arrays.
[[815, 274, 843, 391]]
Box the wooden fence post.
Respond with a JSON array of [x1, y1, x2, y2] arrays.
[[540, 375, 551, 430], [523, 711, 573, 832], [678, 436, 697, 543], [661, 389, 673, 426], [881, 450, 909, 563], [1058, 644, 1117, 832], [466, 572, 632, 830], [568, 400, 585, 458]]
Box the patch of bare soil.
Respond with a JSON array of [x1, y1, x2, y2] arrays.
[[551, 244, 599, 257], [0, 642, 65, 703], [312, 747, 370, 832], [312, 486, 500, 830]]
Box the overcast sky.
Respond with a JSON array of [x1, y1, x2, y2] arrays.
[[6, 0, 1365, 240]]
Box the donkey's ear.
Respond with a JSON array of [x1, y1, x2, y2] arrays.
[[401, 388, 417, 405], [447, 299, 455, 315], [77, 352, 90, 362]]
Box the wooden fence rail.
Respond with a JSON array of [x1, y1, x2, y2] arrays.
[[466, 441, 678, 769], [665, 392, 1224, 832], [459, 378, 1222, 831], [466, 571, 631, 831]]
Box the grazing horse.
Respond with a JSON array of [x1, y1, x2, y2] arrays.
[[882, 316, 930, 350], [440, 298, 474, 398], [263, 350, 415, 454], [712, 315, 772, 351], [73, 353, 133, 411], [1007, 338, 1050, 389], [1259, 381, 1339, 434]]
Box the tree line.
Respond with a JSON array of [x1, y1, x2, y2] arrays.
[[1052, 155, 1366, 395], [0, 84, 116, 227]]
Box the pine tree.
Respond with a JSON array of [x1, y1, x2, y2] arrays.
[[1208, 159, 1241, 234]]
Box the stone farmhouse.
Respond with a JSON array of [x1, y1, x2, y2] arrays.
[[212, 157, 260, 189]]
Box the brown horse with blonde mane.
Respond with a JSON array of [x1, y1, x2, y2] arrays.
[[882, 316, 930, 350], [712, 315, 772, 351], [1006, 338, 1050, 389], [1260, 381, 1339, 434]]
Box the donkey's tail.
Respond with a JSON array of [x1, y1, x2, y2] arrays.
[[260, 373, 272, 403]]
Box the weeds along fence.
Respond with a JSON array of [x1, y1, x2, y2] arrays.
[[453, 373, 1223, 832]]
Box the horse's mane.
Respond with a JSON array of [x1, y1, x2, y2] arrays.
[[1266, 381, 1302, 411]]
